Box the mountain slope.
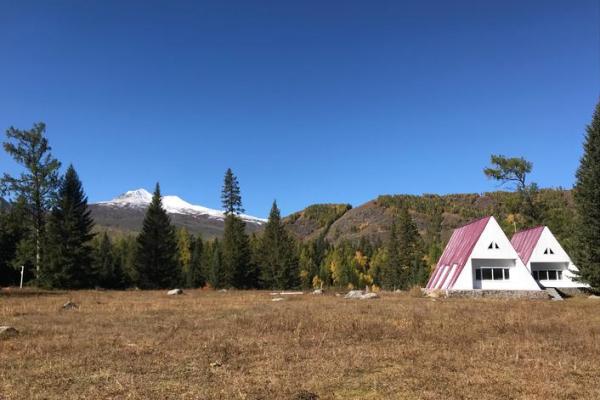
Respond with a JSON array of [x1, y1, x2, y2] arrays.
[[284, 189, 576, 250], [90, 189, 266, 237]]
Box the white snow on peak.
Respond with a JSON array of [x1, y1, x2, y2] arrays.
[[97, 189, 266, 224]]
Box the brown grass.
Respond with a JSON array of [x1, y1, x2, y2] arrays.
[[1, 290, 600, 399]]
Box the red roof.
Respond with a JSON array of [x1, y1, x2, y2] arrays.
[[510, 226, 544, 264], [426, 216, 491, 290]]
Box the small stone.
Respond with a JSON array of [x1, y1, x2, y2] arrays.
[[588, 295, 600, 300], [272, 297, 285, 302], [62, 301, 78, 310], [344, 290, 364, 299], [312, 289, 323, 295], [292, 390, 320, 400], [0, 326, 18, 339], [218, 289, 228, 293], [167, 289, 183, 296], [210, 361, 222, 368], [360, 292, 379, 300]]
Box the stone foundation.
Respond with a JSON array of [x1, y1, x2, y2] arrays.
[[442, 289, 549, 300]]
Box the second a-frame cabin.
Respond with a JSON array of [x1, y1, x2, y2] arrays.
[[511, 226, 588, 289], [426, 216, 540, 291]]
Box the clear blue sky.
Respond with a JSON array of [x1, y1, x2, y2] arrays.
[[1, 1, 599, 217]]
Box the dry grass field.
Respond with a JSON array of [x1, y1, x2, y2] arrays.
[[1, 289, 600, 400]]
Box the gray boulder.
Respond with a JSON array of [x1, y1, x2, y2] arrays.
[[167, 289, 183, 296], [0, 326, 18, 339]]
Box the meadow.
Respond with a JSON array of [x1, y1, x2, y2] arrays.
[[1, 289, 600, 399]]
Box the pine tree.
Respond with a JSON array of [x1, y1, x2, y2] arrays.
[[206, 238, 224, 288], [134, 183, 179, 289], [1, 123, 61, 275], [41, 165, 95, 289], [381, 221, 402, 289], [93, 232, 126, 289], [574, 100, 600, 289], [221, 168, 244, 216], [258, 201, 299, 289], [380, 207, 424, 290], [0, 197, 29, 286], [187, 235, 205, 288], [219, 169, 253, 288]]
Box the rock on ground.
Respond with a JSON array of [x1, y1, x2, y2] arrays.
[[589, 295, 600, 300], [62, 301, 78, 310], [344, 290, 364, 299], [312, 289, 324, 295], [0, 326, 18, 339], [360, 292, 379, 300], [167, 289, 183, 296], [344, 290, 379, 300], [272, 297, 285, 302], [292, 390, 320, 400]]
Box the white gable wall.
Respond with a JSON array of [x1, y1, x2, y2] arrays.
[[452, 217, 540, 290], [527, 227, 589, 288]]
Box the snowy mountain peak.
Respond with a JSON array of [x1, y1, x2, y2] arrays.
[[114, 188, 153, 204], [97, 189, 266, 224]]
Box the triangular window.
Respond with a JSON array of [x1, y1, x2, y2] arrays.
[[543, 248, 554, 255], [488, 242, 500, 250]]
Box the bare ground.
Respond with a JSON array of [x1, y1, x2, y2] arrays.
[[1, 289, 600, 399]]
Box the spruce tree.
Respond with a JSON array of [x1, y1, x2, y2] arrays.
[[134, 183, 179, 289], [381, 221, 402, 289], [206, 238, 224, 288], [219, 169, 253, 288], [0, 197, 29, 286], [93, 232, 126, 289], [1, 123, 61, 275], [574, 100, 600, 289], [221, 168, 244, 216], [187, 235, 205, 288], [41, 165, 95, 289], [258, 201, 299, 289]]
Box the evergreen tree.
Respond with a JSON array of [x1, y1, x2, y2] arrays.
[[221, 168, 244, 216], [206, 238, 224, 288], [114, 235, 136, 286], [41, 165, 95, 289], [0, 197, 29, 286], [134, 183, 179, 289], [219, 169, 253, 288], [187, 235, 205, 288], [380, 207, 424, 290], [93, 232, 126, 289], [381, 221, 402, 289], [574, 100, 600, 289], [258, 201, 299, 289], [1, 123, 61, 275], [221, 214, 253, 288]]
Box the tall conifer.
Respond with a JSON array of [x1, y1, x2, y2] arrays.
[[258, 201, 299, 289], [574, 101, 600, 289], [42, 165, 95, 288], [135, 183, 179, 289]]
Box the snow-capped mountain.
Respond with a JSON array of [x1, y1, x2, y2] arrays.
[[90, 189, 266, 237], [97, 188, 266, 224]]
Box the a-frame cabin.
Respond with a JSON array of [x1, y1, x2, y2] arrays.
[[426, 216, 540, 291]]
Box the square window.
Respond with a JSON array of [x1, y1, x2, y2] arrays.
[[493, 268, 503, 280], [475, 269, 482, 280], [482, 269, 492, 280], [539, 270, 548, 280], [548, 270, 557, 280], [504, 269, 510, 279], [533, 271, 539, 280]]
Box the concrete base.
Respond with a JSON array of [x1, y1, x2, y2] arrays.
[[444, 289, 549, 300]]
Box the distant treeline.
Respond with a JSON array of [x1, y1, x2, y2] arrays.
[[2, 99, 600, 291]]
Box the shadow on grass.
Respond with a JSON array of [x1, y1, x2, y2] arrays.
[[0, 287, 68, 297]]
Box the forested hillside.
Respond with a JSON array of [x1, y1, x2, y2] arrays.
[[285, 189, 576, 253]]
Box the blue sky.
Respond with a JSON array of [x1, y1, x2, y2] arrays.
[[1, 1, 599, 217]]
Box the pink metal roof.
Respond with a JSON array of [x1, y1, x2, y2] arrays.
[[511, 226, 544, 265], [426, 216, 491, 289]]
